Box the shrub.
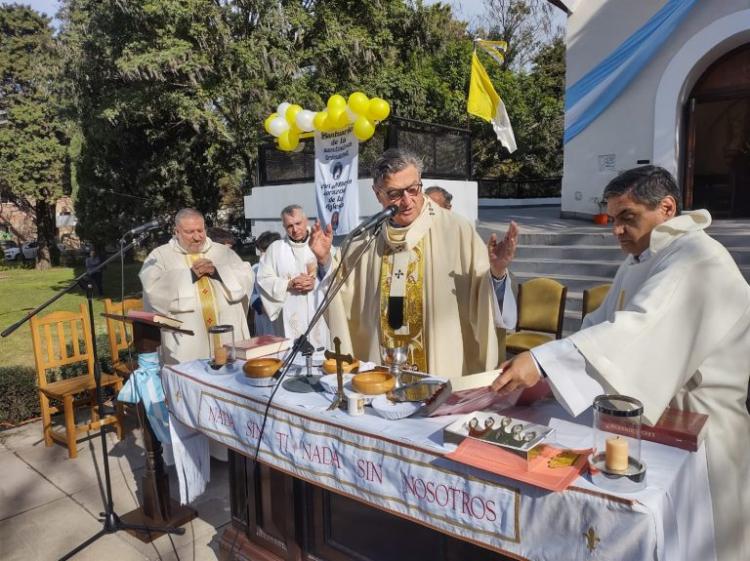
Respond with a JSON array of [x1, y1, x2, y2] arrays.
[[0, 366, 40, 426]]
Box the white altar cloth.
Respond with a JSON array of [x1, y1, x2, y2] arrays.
[[162, 359, 716, 561]]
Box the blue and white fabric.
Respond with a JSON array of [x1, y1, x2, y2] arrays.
[[118, 352, 171, 444]]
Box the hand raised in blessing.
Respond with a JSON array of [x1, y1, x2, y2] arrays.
[[309, 220, 333, 265], [488, 220, 519, 279]]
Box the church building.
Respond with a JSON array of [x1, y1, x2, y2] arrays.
[[558, 0, 750, 219]]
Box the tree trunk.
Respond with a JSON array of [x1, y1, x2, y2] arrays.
[[35, 198, 57, 270]]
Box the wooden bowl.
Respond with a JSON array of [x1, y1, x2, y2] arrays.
[[322, 357, 360, 374], [351, 371, 396, 395], [243, 358, 283, 379]]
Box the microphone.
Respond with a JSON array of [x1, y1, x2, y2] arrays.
[[124, 217, 167, 237], [349, 205, 399, 237]]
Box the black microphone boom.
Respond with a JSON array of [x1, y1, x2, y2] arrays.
[[124, 217, 166, 237], [349, 205, 399, 237]]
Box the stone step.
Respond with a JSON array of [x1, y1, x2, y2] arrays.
[[515, 244, 750, 264], [512, 257, 620, 278]]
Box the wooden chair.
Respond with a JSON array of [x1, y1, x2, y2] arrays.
[[506, 278, 567, 355], [31, 303, 124, 459], [103, 297, 143, 379], [582, 283, 612, 323]]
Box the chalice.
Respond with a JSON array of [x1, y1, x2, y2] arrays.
[[380, 344, 409, 386]]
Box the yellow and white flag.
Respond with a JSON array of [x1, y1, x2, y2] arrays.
[[467, 41, 517, 153]]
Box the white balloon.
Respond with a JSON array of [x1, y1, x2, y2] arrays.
[[268, 116, 290, 137], [277, 102, 291, 118], [296, 109, 315, 132]]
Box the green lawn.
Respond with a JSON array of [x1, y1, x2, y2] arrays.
[[0, 262, 144, 369]]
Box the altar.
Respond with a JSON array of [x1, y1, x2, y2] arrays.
[[162, 360, 717, 561]]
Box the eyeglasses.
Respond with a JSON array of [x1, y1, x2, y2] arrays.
[[378, 182, 423, 203]]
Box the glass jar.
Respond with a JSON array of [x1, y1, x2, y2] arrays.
[[590, 394, 647, 491], [208, 324, 235, 369]]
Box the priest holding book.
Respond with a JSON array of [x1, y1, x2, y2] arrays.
[[491, 166, 750, 561], [139, 208, 254, 366]]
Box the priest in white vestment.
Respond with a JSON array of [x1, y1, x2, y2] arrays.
[[308, 148, 518, 380], [492, 166, 750, 561], [256, 205, 329, 350], [139, 208, 253, 366]]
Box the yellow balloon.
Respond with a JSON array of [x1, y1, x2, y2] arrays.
[[348, 92, 369, 115], [264, 112, 278, 134], [336, 109, 351, 128], [328, 108, 344, 130], [367, 97, 390, 121], [327, 94, 347, 113], [313, 111, 328, 131], [285, 104, 302, 124], [278, 130, 299, 151], [353, 116, 375, 141]]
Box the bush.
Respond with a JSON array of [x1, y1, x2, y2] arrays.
[[0, 366, 41, 426]]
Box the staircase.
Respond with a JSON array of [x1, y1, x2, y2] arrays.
[[477, 215, 750, 336]]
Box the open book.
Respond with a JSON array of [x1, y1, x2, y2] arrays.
[[126, 310, 183, 329], [427, 370, 521, 416]]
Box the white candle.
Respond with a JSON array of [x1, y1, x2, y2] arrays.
[[605, 436, 629, 471]]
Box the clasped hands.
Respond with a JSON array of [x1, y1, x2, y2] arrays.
[[191, 258, 216, 278], [288, 273, 315, 294]]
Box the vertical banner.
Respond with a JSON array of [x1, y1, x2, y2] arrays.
[[314, 128, 359, 235]]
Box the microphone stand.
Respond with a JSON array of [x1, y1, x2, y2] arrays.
[[1, 231, 186, 560], [253, 215, 388, 461]]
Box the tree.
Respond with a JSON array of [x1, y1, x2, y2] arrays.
[[480, 0, 555, 69], [0, 5, 67, 269]]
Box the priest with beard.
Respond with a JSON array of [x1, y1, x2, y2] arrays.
[[308, 148, 519, 379], [256, 205, 329, 351]]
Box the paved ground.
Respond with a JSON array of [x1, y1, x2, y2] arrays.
[[0, 414, 229, 561]]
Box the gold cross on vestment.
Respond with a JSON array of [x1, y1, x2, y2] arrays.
[[325, 337, 353, 411], [583, 527, 601, 552]]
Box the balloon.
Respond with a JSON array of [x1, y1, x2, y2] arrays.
[[367, 97, 390, 121], [348, 91, 369, 115], [268, 116, 290, 137], [264, 113, 278, 134], [353, 115, 375, 141], [328, 108, 345, 130], [313, 111, 328, 131], [278, 130, 299, 151], [336, 108, 351, 128], [285, 104, 302, 125], [295, 109, 316, 132], [277, 101, 291, 118], [327, 94, 347, 113]]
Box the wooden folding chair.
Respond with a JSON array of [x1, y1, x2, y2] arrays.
[[506, 277, 567, 354], [30, 303, 124, 459], [103, 297, 143, 379]]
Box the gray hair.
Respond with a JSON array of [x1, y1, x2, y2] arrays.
[[371, 148, 424, 188], [603, 166, 682, 213], [280, 204, 304, 219], [175, 208, 204, 226], [424, 185, 453, 204]]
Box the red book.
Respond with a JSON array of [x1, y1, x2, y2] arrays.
[[233, 335, 291, 360], [601, 407, 708, 452]]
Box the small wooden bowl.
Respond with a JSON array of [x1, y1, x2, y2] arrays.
[[243, 358, 283, 379], [322, 357, 360, 374], [352, 371, 396, 395]]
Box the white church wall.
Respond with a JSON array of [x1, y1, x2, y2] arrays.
[[561, 0, 747, 218], [243, 178, 478, 236]]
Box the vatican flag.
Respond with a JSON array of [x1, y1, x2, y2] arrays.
[[467, 49, 517, 153]]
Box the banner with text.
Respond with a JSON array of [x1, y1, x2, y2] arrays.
[[314, 129, 359, 235]]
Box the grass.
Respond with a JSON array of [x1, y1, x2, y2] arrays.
[[0, 262, 144, 370]]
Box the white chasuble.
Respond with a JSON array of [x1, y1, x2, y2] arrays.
[[139, 238, 253, 366], [324, 197, 500, 380], [538, 211, 749, 561], [256, 237, 329, 350]]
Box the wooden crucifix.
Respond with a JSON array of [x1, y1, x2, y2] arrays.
[[325, 336, 353, 411]]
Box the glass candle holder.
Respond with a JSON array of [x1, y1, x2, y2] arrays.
[[208, 324, 235, 369], [590, 394, 647, 491]]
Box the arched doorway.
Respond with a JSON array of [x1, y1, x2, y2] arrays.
[[684, 44, 750, 217]]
